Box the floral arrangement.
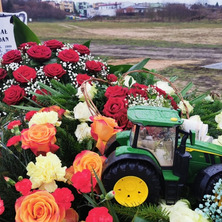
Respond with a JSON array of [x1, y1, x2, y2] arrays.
[[0, 39, 109, 108], [0, 21, 222, 221]]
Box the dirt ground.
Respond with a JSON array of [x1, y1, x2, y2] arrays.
[[72, 24, 222, 94], [108, 57, 201, 70]]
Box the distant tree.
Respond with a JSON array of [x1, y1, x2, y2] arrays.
[[11, 0, 66, 20], [3, 0, 14, 12]]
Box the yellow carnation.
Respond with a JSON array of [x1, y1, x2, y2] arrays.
[[26, 152, 67, 192], [28, 111, 61, 128]]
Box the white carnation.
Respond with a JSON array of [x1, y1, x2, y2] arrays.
[[75, 122, 92, 142]]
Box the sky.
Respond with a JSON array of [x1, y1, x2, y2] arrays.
[[79, 0, 221, 5]]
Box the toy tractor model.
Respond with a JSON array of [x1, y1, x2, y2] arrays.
[[102, 105, 222, 207]]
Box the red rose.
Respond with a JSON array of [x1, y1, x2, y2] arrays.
[[43, 63, 66, 78], [27, 45, 52, 61], [7, 120, 22, 129], [128, 88, 148, 99], [2, 50, 22, 65], [107, 74, 117, 82], [86, 207, 113, 222], [18, 42, 37, 52], [32, 89, 51, 104], [71, 169, 97, 194], [76, 74, 91, 86], [13, 65, 36, 83], [86, 60, 102, 72], [73, 44, 90, 55], [7, 135, 21, 147], [52, 188, 74, 210], [168, 95, 178, 110], [15, 179, 32, 196], [0, 68, 7, 80], [113, 109, 129, 129], [58, 49, 79, 63], [133, 83, 148, 90], [105, 85, 128, 98], [152, 85, 167, 96], [103, 97, 127, 118], [98, 61, 107, 70], [44, 39, 64, 50], [3, 85, 26, 105]]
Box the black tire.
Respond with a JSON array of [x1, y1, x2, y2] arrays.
[[205, 172, 222, 195], [102, 160, 161, 206]]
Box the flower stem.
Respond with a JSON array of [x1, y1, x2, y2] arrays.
[[0, 142, 27, 169]]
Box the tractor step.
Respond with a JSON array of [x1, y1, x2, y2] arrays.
[[164, 181, 183, 204]]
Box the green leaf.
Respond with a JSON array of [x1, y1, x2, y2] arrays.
[[128, 58, 150, 72], [43, 58, 58, 65], [132, 216, 150, 222], [83, 40, 91, 48], [36, 82, 59, 95], [190, 92, 209, 104], [180, 82, 194, 97], [11, 105, 40, 111], [108, 64, 133, 74], [169, 76, 178, 82], [11, 16, 41, 47], [82, 193, 98, 208]]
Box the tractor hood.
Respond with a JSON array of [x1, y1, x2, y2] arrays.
[[185, 139, 222, 157]]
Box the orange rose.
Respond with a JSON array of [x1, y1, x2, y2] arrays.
[[91, 115, 121, 154], [73, 150, 106, 179], [15, 191, 65, 222], [21, 123, 59, 155]]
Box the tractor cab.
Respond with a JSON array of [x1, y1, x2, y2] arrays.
[[128, 106, 184, 167]]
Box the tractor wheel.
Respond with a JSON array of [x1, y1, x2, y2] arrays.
[[102, 160, 161, 207], [205, 172, 222, 195]]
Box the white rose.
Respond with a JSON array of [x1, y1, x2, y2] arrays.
[[76, 82, 97, 101], [123, 75, 136, 87], [178, 100, 193, 115], [73, 102, 94, 122], [161, 200, 208, 222], [215, 112, 222, 129], [204, 94, 214, 102], [75, 122, 91, 142], [213, 135, 222, 146], [155, 81, 175, 95]]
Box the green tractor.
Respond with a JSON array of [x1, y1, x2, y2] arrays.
[[102, 105, 222, 207]]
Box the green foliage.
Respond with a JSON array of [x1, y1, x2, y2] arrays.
[[34, 80, 79, 110], [11, 16, 41, 47], [113, 203, 169, 222], [55, 118, 88, 167], [192, 99, 222, 138], [0, 175, 20, 222]]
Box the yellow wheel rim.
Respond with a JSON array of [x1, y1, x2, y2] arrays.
[[113, 176, 148, 207]]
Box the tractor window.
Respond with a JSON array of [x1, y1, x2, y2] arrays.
[[137, 126, 176, 167]]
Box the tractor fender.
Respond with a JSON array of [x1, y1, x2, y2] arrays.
[[193, 163, 222, 201], [102, 149, 163, 182]]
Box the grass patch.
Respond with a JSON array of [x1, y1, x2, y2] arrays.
[[28, 21, 222, 49]]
